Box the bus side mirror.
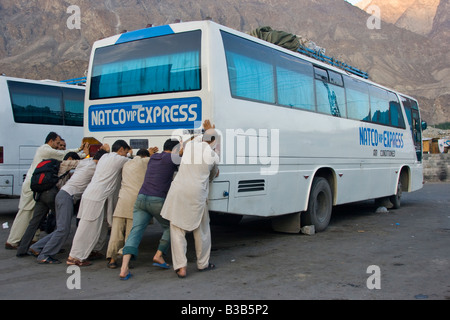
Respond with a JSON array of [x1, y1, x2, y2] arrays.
[[422, 121, 427, 131]]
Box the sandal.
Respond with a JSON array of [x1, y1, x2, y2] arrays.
[[5, 242, 18, 250], [28, 248, 40, 257], [120, 272, 132, 281], [198, 263, 215, 272], [37, 256, 61, 264], [66, 257, 92, 267], [153, 262, 170, 269]]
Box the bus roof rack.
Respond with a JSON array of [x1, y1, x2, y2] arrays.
[[297, 45, 369, 79], [61, 77, 87, 85], [249, 26, 370, 80]]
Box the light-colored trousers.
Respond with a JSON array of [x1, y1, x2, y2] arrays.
[[7, 178, 38, 245], [69, 212, 109, 261], [7, 208, 35, 245], [106, 217, 133, 260], [170, 208, 211, 271]]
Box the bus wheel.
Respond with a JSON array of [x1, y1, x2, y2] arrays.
[[390, 179, 402, 209], [302, 177, 332, 232]]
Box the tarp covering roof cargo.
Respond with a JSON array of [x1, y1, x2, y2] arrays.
[[249, 26, 300, 52]]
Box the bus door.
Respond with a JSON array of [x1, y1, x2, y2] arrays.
[[411, 109, 423, 162], [401, 96, 423, 162]]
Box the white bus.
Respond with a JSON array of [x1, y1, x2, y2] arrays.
[[84, 21, 425, 232], [0, 76, 84, 196]]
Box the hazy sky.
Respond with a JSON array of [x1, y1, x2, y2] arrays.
[[346, 0, 362, 5]]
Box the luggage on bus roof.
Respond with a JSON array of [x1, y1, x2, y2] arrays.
[[249, 26, 300, 52]]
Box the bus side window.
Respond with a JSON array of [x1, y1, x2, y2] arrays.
[[314, 68, 345, 118], [62, 87, 84, 126], [369, 85, 390, 126], [388, 92, 405, 129], [344, 76, 370, 122], [275, 52, 315, 111], [222, 31, 275, 104], [8, 81, 64, 125]]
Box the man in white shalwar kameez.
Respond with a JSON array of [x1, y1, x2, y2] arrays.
[[5, 132, 86, 249], [67, 140, 131, 266], [161, 120, 219, 278]]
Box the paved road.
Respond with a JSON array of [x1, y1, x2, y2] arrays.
[[0, 183, 449, 303]]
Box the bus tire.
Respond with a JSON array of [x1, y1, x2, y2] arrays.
[[302, 177, 332, 232], [390, 179, 402, 209]]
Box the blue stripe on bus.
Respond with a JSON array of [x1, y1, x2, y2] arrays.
[[115, 25, 175, 44]]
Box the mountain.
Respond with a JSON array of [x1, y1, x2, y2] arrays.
[[429, 0, 450, 43], [355, 0, 449, 124], [0, 0, 448, 124], [357, 0, 440, 36]]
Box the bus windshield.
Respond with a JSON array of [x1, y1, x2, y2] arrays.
[[89, 30, 202, 100]]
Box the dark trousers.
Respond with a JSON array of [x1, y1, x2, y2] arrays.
[[31, 190, 75, 260], [16, 187, 58, 256]]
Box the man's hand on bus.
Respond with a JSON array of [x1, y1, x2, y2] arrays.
[[82, 142, 90, 155], [149, 146, 159, 156], [101, 143, 110, 152], [203, 119, 215, 131], [178, 145, 184, 157]]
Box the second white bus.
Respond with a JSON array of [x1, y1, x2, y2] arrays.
[[83, 21, 425, 232], [0, 76, 84, 196]]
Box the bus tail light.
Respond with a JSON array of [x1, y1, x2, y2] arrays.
[[0, 146, 3, 164]]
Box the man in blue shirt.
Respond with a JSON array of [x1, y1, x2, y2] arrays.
[[119, 139, 180, 280]]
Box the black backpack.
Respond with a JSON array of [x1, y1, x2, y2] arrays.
[[30, 159, 68, 199]]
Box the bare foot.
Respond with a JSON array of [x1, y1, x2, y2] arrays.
[[176, 266, 187, 278], [153, 255, 166, 265], [153, 250, 168, 266], [119, 267, 129, 278]]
